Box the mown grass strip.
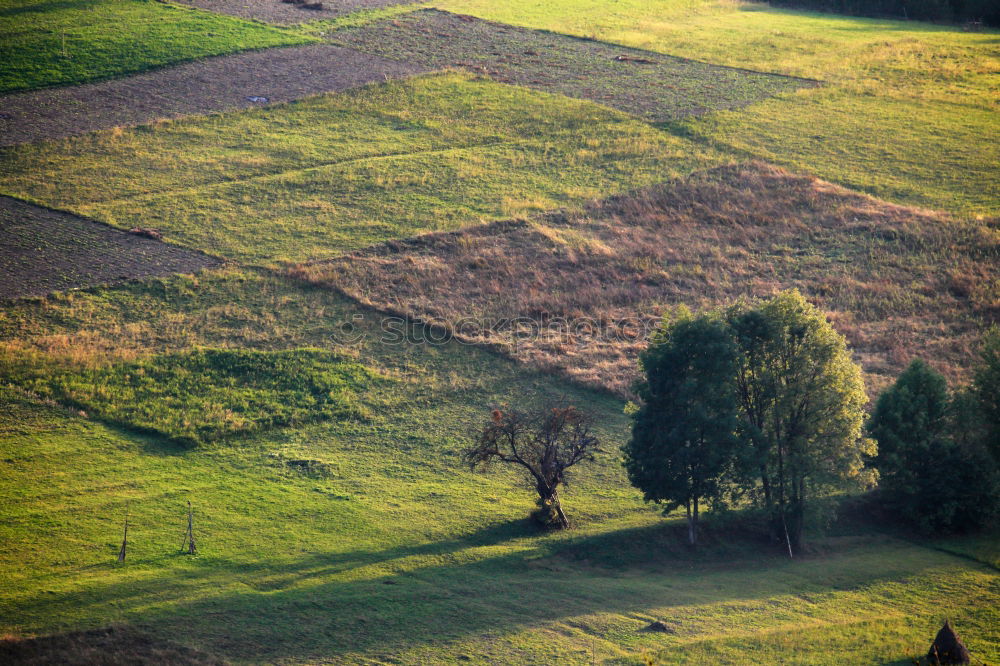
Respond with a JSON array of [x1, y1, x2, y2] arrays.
[[332, 9, 814, 123], [0, 73, 725, 263], [435, 0, 1000, 216], [0, 0, 312, 94], [291, 3, 425, 37]]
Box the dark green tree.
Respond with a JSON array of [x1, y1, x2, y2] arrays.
[[726, 291, 871, 555], [972, 326, 1000, 462], [868, 359, 950, 490], [625, 292, 871, 553], [623, 310, 741, 545], [869, 358, 1000, 533]]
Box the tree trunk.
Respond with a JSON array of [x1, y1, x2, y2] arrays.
[[693, 496, 699, 546], [686, 500, 695, 546], [762, 469, 788, 548], [553, 499, 570, 530], [550, 485, 571, 529], [761, 469, 773, 509], [781, 508, 794, 559], [787, 480, 805, 554], [537, 483, 570, 530]]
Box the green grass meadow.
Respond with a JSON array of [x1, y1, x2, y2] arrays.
[[0, 0, 311, 94], [0, 73, 723, 263], [437, 0, 1000, 216], [3, 347, 382, 446], [1, 0, 998, 663], [1, 254, 997, 662], [2, 271, 998, 664]]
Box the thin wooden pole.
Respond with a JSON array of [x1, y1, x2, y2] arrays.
[[781, 509, 794, 559], [183, 501, 196, 555], [117, 504, 129, 563]]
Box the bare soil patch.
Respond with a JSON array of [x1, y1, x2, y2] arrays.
[[0, 197, 220, 301], [174, 0, 419, 24], [333, 9, 816, 122], [291, 162, 999, 396], [0, 626, 225, 665], [0, 44, 427, 147]]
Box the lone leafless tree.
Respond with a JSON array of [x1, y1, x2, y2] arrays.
[[464, 402, 600, 529]]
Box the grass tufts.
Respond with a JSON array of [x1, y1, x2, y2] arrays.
[[291, 162, 998, 395], [1, 348, 383, 446]]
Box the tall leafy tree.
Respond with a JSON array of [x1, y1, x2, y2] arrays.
[[625, 292, 870, 553], [726, 291, 871, 555], [972, 326, 1000, 462], [623, 310, 741, 545], [869, 358, 1000, 533], [868, 359, 950, 490]]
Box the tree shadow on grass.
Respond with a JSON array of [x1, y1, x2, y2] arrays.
[[0, 0, 82, 19], [9, 521, 968, 664], [756, 7, 997, 35], [547, 520, 774, 570]]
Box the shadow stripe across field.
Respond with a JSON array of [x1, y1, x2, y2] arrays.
[[333, 9, 819, 123], [0, 44, 429, 147]]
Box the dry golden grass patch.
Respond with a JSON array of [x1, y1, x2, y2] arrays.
[[290, 162, 999, 395]]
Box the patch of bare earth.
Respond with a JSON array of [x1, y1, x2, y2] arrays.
[[0, 626, 225, 665], [333, 9, 816, 122], [290, 162, 999, 396], [0, 197, 220, 301], [174, 0, 419, 25], [0, 44, 427, 147]]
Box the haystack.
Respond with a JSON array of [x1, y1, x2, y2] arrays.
[[927, 621, 971, 665], [640, 620, 675, 634]]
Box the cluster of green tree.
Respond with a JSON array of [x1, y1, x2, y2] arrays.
[[623, 291, 999, 550], [466, 291, 998, 553], [767, 0, 999, 27], [869, 335, 1000, 534], [622, 291, 871, 553]]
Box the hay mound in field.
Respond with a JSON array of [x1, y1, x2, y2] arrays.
[[927, 621, 971, 664], [640, 620, 675, 634]]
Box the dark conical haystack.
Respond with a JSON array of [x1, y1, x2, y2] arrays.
[[927, 621, 971, 665], [640, 620, 675, 634]]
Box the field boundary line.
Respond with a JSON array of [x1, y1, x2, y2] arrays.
[[0, 193, 229, 265], [69, 138, 527, 210], [342, 8, 826, 86]]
